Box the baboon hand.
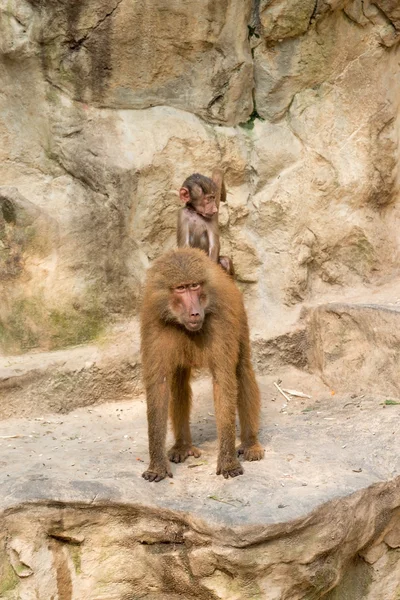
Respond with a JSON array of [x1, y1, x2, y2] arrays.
[[168, 443, 201, 463], [216, 457, 244, 479], [142, 462, 173, 482], [237, 442, 264, 461]]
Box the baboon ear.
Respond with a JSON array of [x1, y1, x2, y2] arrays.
[[179, 187, 191, 204]]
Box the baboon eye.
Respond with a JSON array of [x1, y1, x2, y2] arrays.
[[190, 283, 200, 290]]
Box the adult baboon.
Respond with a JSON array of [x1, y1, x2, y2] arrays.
[[141, 247, 263, 482]]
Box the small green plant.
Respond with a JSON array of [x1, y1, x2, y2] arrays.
[[239, 109, 264, 131]]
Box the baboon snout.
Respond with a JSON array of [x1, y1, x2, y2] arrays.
[[186, 304, 204, 331], [169, 282, 206, 332]]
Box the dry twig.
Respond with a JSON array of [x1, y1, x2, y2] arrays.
[[273, 382, 292, 403]]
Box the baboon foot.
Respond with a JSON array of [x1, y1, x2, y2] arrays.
[[216, 457, 244, 479], [168, 443, 201, 463], [237, 441, 264, 461], [142, 461, 173, 482]]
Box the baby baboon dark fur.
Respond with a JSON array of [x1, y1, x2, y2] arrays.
[[178, 169, 234, 276]]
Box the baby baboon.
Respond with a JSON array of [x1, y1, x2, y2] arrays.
[[141, 247, 263, 482], [178, 170, 234, 276]]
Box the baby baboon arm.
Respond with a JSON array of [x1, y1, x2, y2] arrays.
[[211, 168, 226, 208], [177, 210, 191, 247], [208, 221, 220, 262]]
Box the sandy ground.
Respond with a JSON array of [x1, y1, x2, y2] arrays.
[[0, 368, 398, 527]]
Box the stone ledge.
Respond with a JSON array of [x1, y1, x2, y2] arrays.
[[0, 372, 399, 598], [0, 321, 141, 420], [3, 299, 400, 425], [307, 302, 400, 396]]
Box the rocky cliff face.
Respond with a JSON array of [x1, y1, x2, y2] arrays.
[[1, 0, 399, 353], [1, 3, 400, 599]]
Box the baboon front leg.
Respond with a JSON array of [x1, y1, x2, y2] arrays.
[[142, 378, 173, 482], [213, 372, 243, 478], [236, 350, 264, 461], [168, 367, 201, 463]]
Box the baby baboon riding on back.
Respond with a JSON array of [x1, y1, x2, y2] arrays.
[[177, 169, 234, 276]]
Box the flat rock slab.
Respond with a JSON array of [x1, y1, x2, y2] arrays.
[[1, 369, 400, 598], [0, 370, 398, 525]]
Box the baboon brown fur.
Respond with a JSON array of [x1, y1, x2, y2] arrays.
[[141, 247, 264, 482]]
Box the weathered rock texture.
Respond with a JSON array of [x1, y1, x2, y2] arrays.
[[0, 374, 400, 600], [0, 321, 141, 420], [1, 0, 400, 598], [1, 0, 399, 354]]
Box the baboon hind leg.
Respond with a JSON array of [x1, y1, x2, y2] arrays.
[[168, 366, 201, 463], [236, 344, 264, 461], [213, 371, 243, 478], [142, 377, 172, 482]]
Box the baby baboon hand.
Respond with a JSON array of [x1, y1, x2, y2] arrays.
[[168, 443, 201, 463], [237, 441, 264, 461], [142, 462, 173, 482], [216, 457, 244, 479]]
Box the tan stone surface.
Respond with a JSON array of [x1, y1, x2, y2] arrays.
[[0, 371, 400, 599], [0, 320, 141, 420], [307, 296, 400, 396], [30, 0, 253, 125], [1, 0, 400, 354], [1, 1, 400, 596], [0, 0, 400, 353]]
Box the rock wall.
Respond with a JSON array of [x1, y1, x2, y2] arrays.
[[1, 491, 400, 600], [0, 0, 399, 354]]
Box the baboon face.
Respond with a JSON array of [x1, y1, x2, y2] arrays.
[[179, 174, 218, 219], [189, 186, 218, 219], [140, 247, 264, 483], [168, 282, 208, 332]]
